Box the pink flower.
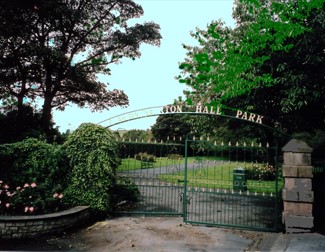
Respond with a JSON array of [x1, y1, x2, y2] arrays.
[[53, 193, 59, 198], [0, 180, 2, 184], [29, 207, 34, 213], [16, 186, 21, 190], [58, 193, 63, 199], [24, 183, 29, 188], [5, 203, 10, 208], [4, 184, 9, 189], [31, 183, 37, 188], [6, 191, 11, 197], [25, 207, 29, 213]]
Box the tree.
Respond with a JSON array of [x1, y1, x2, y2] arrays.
[[121, 129, 152, 142], [177, 0, 325, 136], [0, 0, 161, 140], [0, 105, 43, 143], [0, 104, 65, 144], [151, 114, 191, 142]]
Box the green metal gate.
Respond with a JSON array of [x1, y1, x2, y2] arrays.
[[113, 140, 185, 216], [182, 139, 282, 231], [112, 139, 283, 231]]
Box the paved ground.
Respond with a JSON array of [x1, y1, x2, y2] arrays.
[[1, 216, 325, 251]]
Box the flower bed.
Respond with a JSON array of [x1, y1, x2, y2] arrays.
[[246, 163, 276, 181], [0, 206, 90, 239]]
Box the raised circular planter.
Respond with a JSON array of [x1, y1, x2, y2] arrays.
[[0, 206, 90, 239]]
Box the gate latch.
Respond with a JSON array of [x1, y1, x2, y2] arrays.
[[179, 192, 192, 205]]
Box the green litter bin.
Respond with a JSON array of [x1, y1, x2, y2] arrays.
[[233, 167, 247, 192]]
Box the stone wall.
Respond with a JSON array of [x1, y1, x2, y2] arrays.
[[0, 206, 90, 239], [282, 139, 314, 233]]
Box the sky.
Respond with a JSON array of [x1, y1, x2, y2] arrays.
[[53, 0, 236, 132]]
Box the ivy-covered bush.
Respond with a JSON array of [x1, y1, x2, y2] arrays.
[[246, 163, 276, 181], [0, 138, 68, 215], [62, 123, 121, 215]]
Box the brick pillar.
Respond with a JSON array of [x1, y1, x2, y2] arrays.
[[282, 139, 314, 233]]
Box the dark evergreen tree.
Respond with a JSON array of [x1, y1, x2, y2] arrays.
[[0, 0, 161, 140]]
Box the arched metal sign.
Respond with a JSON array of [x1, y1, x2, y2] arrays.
[[97, 104, 290, 137]]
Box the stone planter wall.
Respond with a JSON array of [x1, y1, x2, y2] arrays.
[[0, 206, 90, 239]]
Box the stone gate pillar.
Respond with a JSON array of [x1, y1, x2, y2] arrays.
[[282, 139, 314, 233]]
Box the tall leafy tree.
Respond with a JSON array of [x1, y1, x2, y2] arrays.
[[177, 0, 325, 136], [0, 0, 161, 139], [151, 114, 192, 142], [121, 129, 152, 142]]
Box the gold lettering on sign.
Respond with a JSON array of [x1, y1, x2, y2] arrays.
[[196, 104, 202, 113], [160, 106, 263, 125], [248, 113, 256, 122], [236, 110, 263, 124], [256, 115, 264, 124], [210, 106, 221, 115], [162, 105, 182, 113], [203, 106, 209, 113], [169, 106, 177, 113]]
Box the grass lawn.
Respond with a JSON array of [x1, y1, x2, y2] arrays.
[[117, 156, 223, 172], [117, 157, 184, 171], [117, 157, 283, 194], [159, 160, 283, 194]]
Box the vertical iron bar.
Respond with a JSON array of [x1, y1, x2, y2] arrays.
[[274, 146, 279, 231], [183, 137, 189, 222]]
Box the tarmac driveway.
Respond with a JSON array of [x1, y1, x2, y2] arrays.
[[1, 216, 325, 251]]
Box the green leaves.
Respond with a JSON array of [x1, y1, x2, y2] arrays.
[[62, 123, 120, 214], [177, 0, 325, 135], [0, 138, 69, 214]]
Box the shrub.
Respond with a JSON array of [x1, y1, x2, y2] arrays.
[[62, 123, 120, 216], [0, 181, 64, 215], [0, 138, 69, 215], [111, 178, 140, 208], [134, 152, 155, 162], [246, 163, 276, 181]]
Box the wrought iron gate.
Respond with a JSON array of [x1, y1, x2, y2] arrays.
[[113, 140, 185, 216], [112, 139, 283, 231], [182, 139, 282, 231]]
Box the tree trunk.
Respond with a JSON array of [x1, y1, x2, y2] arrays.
[[41, 95, 53, 142]]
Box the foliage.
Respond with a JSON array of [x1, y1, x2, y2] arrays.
[[0, 138, 69, 215], [151, 113, 191, 142], [177, 0, 325, 135], [62, 123, 121, 215], [292, 130, 325, 160], [0, 105, 64, 144], [0, 181, 65, 215], [246, 163, 276, 181], [0, 0, 161, 137], [134, 152, 155, 162], [120, 129, 152, 142], [167, 154, 183, 160], [111, 179, 140, 209]]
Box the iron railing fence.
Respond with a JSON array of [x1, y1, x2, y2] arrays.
[[112, 139, 283, 231], [182, 139, 283, 231], [113, 141, 185, 216]]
